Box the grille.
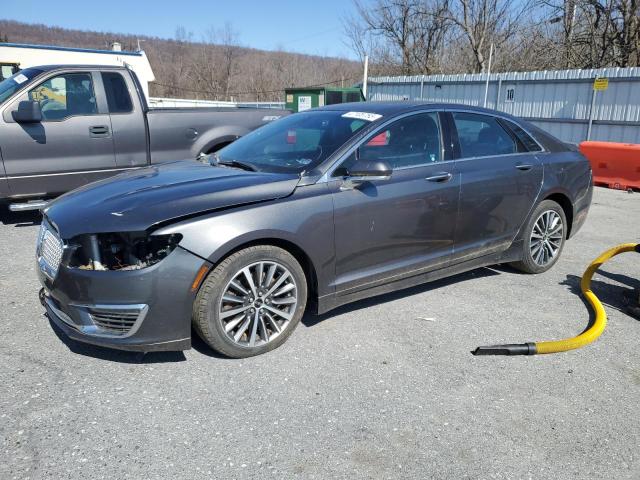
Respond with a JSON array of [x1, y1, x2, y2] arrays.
[[88, 307, 144, 336], [38, 223, 64, 279]]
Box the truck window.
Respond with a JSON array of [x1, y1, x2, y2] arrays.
[[102, 72, 133, 113], [28, 72, 97, 121], [1, 64, 19, 82]]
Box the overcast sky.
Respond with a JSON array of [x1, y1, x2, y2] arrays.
[[3, 0, 360, 58]]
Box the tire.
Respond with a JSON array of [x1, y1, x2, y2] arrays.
[[193, 245, 307, 358], [510, 199, 568, 274]]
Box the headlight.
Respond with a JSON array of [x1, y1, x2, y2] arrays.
[[67, 232, 182, 271]]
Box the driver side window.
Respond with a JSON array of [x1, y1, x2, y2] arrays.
[[28, 72, 97, 121], [335, 112, 443, 176]]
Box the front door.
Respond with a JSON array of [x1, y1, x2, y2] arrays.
[[447, 111, 543, 262], [330, 112, 460, 295], [0, 70, 116, 198]]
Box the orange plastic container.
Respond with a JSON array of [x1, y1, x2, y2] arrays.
[[579, 141, 640, 191]]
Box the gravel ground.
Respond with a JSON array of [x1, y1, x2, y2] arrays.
[[1, 186, 639, 480]]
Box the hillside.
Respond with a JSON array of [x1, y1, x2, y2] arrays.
[[0, 20, 361, 101]]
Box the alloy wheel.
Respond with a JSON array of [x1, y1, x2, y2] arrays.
[[218, 261, 298, 348], [530, 210, 564, 267]]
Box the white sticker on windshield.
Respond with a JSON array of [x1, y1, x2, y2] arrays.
[[341, 111, 383, 122], [14, 73, 28, 84]]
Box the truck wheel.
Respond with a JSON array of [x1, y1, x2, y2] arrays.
[[511, 200, 567, 274], [193, 245, 307, 358]]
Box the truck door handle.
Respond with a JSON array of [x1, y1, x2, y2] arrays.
[[425, 172, 453, 183], [89, 125, 110, 138], [516, 163, 533, 171]]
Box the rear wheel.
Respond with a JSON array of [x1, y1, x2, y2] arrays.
[[193, 245, 307, 358], [511, 200, 567, 274]]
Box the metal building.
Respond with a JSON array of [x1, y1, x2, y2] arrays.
[[366, 68, 640, 144]]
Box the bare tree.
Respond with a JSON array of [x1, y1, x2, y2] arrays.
[[445, 0, 533, 72], [540, 0, 640, 68], [344, 0, 452, 75]]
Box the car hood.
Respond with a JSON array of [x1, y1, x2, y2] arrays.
[[44, 160, 300, 239]]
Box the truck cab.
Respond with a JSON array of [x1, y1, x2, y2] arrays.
[[0, 64, 289, 210]]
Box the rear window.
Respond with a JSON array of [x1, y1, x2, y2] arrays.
[[102, 72, 133, 113], [452, 112, 518, 158], [501, 119, 543, 152]]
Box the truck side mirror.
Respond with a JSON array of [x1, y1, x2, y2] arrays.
[[12, 101, 42, 123]]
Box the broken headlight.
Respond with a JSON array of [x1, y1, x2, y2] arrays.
[[67, 232, 182, 271]]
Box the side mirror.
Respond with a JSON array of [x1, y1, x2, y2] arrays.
[[346, 157, 392, 183], [12, 100, 42, 123]]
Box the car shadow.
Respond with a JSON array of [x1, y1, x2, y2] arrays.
[[47, 316, 187, 364], [0, 209, 42, 227], [302, 266, 501, 327]]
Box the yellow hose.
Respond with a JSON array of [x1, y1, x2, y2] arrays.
[[473, 243, 639, 356]]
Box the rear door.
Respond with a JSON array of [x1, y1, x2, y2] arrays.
[[102, 70, 148, 168], [447, 110, 543, 262], [0, 69, 116, 198]]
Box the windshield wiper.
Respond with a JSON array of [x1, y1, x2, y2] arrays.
[[208, 152, 257, 172], [217, 160, 257, 172]]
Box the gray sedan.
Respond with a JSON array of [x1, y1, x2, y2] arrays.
[[36, 102, 593, 357]]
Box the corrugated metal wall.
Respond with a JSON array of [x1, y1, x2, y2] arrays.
[[367, 68, 640, 144]]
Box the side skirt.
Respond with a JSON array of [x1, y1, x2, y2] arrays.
[[316, 241, 523, 315]]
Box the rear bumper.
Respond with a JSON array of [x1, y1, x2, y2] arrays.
[[38, 246, 210, 352], [570, 181, 593, 239]]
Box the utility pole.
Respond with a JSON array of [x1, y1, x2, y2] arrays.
[[362, 55, 369, 101], [483, 43, 494, 108]]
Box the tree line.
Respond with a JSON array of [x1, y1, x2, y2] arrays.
[[0, 20, 361, 102], [2, 2, 638, 103], [344, 0, 640, 75]]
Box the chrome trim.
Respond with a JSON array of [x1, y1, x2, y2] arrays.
[[9, 200, 48, 212], [450, 151, 540, 164], [7, 166, 142, 180], [55, 301, 149, 339], [77, 303, 149, 338], [36, 221, 65, 281]]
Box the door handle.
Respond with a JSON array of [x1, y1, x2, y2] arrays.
[[516, 163, 533, 171], [89, 125, 110, 138], [425, 172, 453, 183]]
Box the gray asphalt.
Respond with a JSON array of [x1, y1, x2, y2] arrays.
[[1, 186, 639, 480]]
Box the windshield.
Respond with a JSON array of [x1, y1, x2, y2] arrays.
[[0, 68, 44, 106], [217, 110, 380, 173]]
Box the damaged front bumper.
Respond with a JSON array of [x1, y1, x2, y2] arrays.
[[38, 245, 210, 352]]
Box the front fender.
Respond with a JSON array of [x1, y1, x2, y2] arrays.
[[154, 183, 336, 298]]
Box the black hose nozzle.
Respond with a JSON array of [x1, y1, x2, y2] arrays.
[[471, 342, 537, 356]]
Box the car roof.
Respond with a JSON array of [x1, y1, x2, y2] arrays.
[[24, 64, 126, 72], [315, 101, 512, 118]]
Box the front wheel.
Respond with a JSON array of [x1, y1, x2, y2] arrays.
[[193, 245, 307, 358], [511, 200, 567, 274]]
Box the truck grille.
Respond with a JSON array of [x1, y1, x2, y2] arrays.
[[37, 222, 64, 279], [88, 306, 147, 336]]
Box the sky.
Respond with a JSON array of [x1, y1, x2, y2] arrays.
[[2, 0, 360, 58]]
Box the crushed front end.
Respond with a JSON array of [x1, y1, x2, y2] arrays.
[[36, 218, 210, 352]]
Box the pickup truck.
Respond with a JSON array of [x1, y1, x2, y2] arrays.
[[0, 64, 289, 211]]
